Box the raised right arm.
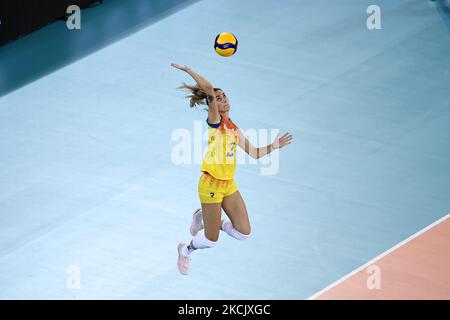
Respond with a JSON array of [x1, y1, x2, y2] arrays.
[[171, 63, 220, 124]]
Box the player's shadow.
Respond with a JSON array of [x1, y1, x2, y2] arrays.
[[0, 0, 199, 98]]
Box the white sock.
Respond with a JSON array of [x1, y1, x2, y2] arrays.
[[181, 231, 218, 256], [192, 230, 218, 249], [181, 243, 195, 256], [221, 220, 250, 240]]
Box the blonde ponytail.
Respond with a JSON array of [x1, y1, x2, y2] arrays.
[[178, 83, 222, 108], [178, 83, 208, 108]]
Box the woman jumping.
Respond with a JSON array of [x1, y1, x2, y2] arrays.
[[171, 63, 293, 275]]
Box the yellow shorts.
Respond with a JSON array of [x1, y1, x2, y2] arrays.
[[198, 172, 238, 204]]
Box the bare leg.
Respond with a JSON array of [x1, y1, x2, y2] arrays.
[[177, 202, 222, 275], [189, 202, 222, 249], [221, 191, 251, 236]]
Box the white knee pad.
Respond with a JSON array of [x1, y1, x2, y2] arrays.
[[222, 220, 251, 241], [192, 231, 218, 249], [233, 229, 250, 241]]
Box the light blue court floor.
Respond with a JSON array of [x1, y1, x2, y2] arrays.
[[0, 0, 449, 299]]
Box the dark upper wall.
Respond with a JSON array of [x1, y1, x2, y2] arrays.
[[0, 0, 198, 98], [0, 0, 99, 46]]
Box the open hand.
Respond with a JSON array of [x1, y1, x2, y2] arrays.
[[272, 133, 293, 149], [171, 63, 191, 72]]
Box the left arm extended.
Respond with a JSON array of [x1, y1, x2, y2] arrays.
[[237, 130, 293, 159]]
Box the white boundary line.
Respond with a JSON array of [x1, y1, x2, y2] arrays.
[[307, 213, 450, 300]]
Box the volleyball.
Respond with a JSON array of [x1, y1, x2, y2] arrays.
[[214, 32, 238, 57]]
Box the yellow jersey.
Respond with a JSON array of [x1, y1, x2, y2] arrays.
[[201, 117, 239, 180]]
